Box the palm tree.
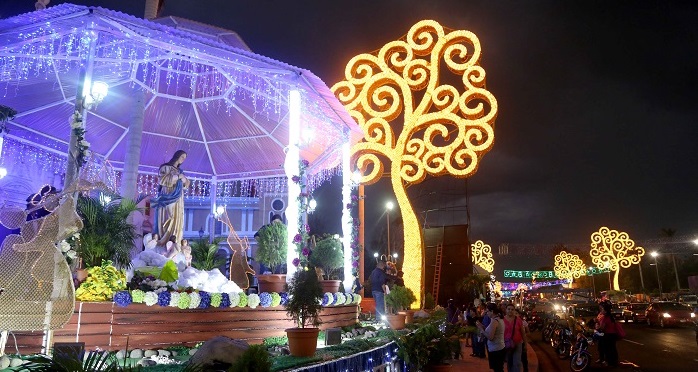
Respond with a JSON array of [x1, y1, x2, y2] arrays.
[[76, 196, 139, 268], [457, 274, 491, 300]]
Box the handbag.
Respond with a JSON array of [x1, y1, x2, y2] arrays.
[[504, 317, 516, 349]]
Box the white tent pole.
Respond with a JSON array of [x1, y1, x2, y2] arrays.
[[65, 27, 98, 187], [209, 176, 218, 243]]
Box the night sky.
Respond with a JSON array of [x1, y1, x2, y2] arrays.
[[2, 1, 697, 271]]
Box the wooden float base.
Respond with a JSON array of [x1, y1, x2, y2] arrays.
[[8, 302, 358, 353]]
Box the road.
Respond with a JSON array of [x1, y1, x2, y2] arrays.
[[529, 320, 698, 371]]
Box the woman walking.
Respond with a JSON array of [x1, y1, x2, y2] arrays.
[[504, 303, 525, 372], [477, 303, 506, 372], [596, 302, 619, 366]]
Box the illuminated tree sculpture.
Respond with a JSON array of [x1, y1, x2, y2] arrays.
[[553, 251, 586, 283], [332, 20, 498, 307], [590, 227, 645, 291], [471, 240, 495, 273]]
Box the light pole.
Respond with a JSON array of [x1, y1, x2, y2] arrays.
[[385, 201, 394, 257], [651, 251, 662, 298], [392, 252, 398, 268], [589, 267, 596, 298]]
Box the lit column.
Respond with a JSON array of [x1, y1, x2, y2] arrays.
[[285, 90, 301, 281], [589, 267, 596, 298], [651, 251, 662, 296], [385, 201, 394, 257], [342, 142, 353, 291]]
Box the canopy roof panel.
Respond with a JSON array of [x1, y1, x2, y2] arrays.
[[0, 4, 363, 181]]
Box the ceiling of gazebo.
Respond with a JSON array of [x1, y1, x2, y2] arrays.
[[0, 4, 362, 181]]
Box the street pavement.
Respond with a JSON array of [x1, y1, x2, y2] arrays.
[[451, 340, 539, 371], [529, 319, 697, 371]]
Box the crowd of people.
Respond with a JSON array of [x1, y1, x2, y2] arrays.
[[452, 301, 529, 372]]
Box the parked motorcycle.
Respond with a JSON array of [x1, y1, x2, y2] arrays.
[[551, 322, 574, 359], [569, 331, 593, 371]]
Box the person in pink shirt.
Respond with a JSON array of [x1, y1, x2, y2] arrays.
[[503, 303, 525, 372]]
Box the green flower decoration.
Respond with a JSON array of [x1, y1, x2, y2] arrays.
[[270, 292, 281, 307], [178, 292, 191, 309], [238, 292, 248, 308], [131, 289, 145, 303], [211, 292, 222, 307]]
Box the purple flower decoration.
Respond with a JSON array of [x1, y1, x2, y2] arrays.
[[352, 195, 358, 201], [293, 234, 302, 244], [352, 260, 359, 268], [157, 291, 171, 307], [301, 159, 309, 167], [280, 292, 289, 306], [302, 248, 310, 256], [304, 224, 311, 233], [199, 291, 211, 308], [292, 175, 301, 183], [346, 203, 353, 209], [292, 257, 300, 267], [220, 293, 230, 308], [322, 293, 333, 306], [114, 291, 132, 307], [259, 292, 272, 308]]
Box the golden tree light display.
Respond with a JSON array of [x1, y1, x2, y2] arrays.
[[553, 251, 586, 282], [471, 240, 495, 273], [590, 227, 645, 291], [332, 20, 498, 308]]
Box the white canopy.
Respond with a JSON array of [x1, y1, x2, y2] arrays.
[[0, 4, 362, 183]]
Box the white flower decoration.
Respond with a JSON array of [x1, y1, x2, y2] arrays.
[[189, 292, 201, 309], [247, 293, 260, 309], [144, 292, 158, 306], [228, 292, 240, 307]]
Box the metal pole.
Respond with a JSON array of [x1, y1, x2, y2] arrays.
[[671, 254, 681, 291], [654, 256, 662, 297], [591, 274, 596, 298], [607, 270, 612, 290], [358, 184, 365, 294], [638, 262, 645, 291], [386, 210, 390, 257]]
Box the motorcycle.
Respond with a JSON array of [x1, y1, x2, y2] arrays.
[[551, 322, 574, 359], [569, 331, 593, 371]]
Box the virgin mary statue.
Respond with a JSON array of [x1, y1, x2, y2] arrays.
[[152, 150, 189, 246]]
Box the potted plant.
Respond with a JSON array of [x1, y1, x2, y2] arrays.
[[309, 234, 343, 293], [385, 285, 416, 329], [255, 221, 288, 293], [284, 268, 324, 357], [391, 285, 418, 324], [76, 195, 139, 269], [395, 318, 461, 371]]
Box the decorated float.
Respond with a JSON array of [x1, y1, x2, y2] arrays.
[[0, 3, 363, 355]]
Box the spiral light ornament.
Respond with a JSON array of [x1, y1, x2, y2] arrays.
[[553, 251, 587, 283], [332, 20, 498, 308], [471, 240, 495, 273], [589, 226, 645, 290]]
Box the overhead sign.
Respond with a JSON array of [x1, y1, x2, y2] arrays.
[[503, 270, 557, 279]]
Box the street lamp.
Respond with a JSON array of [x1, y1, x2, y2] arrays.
[[589, 266, 596, 298], [651, 251, 662, 297], [385, 201, 394, 257], [392, 252, 398, 267]]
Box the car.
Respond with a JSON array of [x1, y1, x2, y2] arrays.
[[610, 302, 628, 319], [567, 303, 600, 328], [622, 303, 649, 322], [645, 301, 695, 327], [678, 294, 698, 307]]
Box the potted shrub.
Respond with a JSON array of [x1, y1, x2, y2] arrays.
[[385, 285, 416, 329], [309, 234, 343, 293], [255, 220, 288, 293], [284, 268, 324, 357], [396, 319, 461, 371], [76, 195, 139, 269]]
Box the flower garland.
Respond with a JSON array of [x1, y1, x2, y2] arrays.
[[70, 111, 90, 168], [291, 159, 312, 269], [348, 190, 362, 277], [112, 289, 359, 309], [56, 232, 79, 266]]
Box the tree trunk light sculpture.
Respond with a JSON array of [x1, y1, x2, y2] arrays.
[[471, 240, 495, 273], [553, 251, 586, 284], [589, 227, 645, 291], [332, 20, 498, 308]]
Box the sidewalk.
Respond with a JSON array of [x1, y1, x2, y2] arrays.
[[450, 342, 539, 372]]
